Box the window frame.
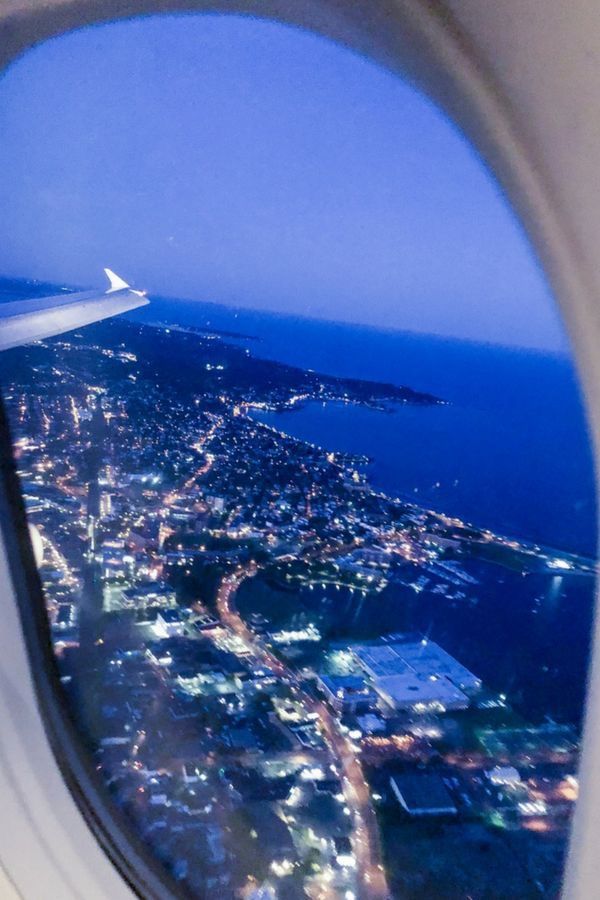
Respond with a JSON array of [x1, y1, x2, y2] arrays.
[[0, 2, 598, 898]]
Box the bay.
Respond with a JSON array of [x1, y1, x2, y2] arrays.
[[135, 296, 598, 556]]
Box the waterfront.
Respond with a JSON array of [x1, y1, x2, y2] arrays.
[[237, 561, 593, 725], [132, 296, 597, 557]]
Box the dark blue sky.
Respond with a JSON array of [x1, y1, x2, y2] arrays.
[[0, 15, 566, 350]]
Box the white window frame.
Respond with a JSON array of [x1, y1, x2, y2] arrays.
[[0, 2, 597, 897]]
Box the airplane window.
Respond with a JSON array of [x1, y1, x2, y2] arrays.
[[0, 14, 595, 899]]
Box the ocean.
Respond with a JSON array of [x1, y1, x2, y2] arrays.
[[132, 296, 598, 558]]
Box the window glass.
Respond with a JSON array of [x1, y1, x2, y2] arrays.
[[0, 15, 595, 899]]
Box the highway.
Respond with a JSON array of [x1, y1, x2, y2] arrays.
[[215, 566, 390, 900]]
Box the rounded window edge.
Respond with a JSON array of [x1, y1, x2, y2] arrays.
[[1, 3, 599, 900]]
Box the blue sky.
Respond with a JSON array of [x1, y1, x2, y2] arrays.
[[0, 14, 566, 350]]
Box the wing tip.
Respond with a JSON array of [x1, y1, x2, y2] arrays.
[[104, 268, 130, 293]]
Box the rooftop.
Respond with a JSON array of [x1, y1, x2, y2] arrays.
[[319, 673, 374, 698], [157, 608, 185, 623], [123, 581, 176, 600], [390, 774, 457, 816], [353, 638, 481, 694], [375, 672, 469, 710]]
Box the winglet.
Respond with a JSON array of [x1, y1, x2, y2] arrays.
[[104, 268, 130, 293]]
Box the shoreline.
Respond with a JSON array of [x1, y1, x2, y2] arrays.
[[248, 403, 598, 569]]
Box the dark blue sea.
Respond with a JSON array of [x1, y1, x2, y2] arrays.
[[133, 296, 598, 558]]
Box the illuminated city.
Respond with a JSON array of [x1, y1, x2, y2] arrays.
[[0, 279, 593, 899]]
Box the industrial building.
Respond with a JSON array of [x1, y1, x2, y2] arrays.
[[353, 638, 481, 713], [390, 774, 457, 817]]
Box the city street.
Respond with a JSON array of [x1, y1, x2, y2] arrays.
[[216, 567, 390, 900]]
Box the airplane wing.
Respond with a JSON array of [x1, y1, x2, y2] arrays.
[[0, 268, 149, 351]]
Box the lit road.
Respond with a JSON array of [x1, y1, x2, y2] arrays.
[[164, 454, 214, 506], [41, 531, 81, 590], [216, 566, 390, 900], [56, 467, 87, 499], [164, 417, 222, 505]]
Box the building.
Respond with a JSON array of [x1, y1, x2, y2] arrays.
[[52, 603, 76, 632], [206, 495, 225, 514], [318, 673, 377, 714], [154, 608, 186, 638], [356, 713, 386, 735], [333, 836, 355, 868], [486, 765, 522, 786], [390, 774, 457, 817], [121, 581, 177, 610], [375, 672, 469, 713], [353, 637, 481, 713], [99, 491, 113, 520], [99, 540, 134, 580], [225, 726, 261, 752], [192, 613, 219, 632]]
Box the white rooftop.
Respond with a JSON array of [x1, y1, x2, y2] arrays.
[[487, 765, 521, 785], [375, 672, 469, 710], [353, 639, 481, 694], [356, 713, 386, 734]]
